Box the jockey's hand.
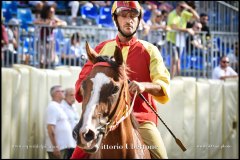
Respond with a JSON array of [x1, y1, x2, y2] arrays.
[[129, 81, 145, 94]]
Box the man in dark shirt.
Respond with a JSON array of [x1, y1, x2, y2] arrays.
[[200, 13, 211, 40]]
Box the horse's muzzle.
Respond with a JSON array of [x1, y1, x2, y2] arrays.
[[82, 129, 96, 142]]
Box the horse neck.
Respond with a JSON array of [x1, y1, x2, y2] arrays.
[[98, 116, 148, 159]]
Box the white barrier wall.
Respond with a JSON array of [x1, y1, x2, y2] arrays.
[[9, 66, 30, 159], [1, 66, 239, 159], [222, 80, 239, 159], [157, 78, 185, 159], [157, 77, 238, 159], [208, 79, 223, 159], [28, 66, 48, 158], [55, 66, 83, 114], [196, 80, 210, 158], [2, 68, 16, 159]]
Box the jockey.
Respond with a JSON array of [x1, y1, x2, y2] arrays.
[[71, 1, 170, 159]]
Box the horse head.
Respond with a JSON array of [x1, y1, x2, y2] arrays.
[[73, 42, 130, 153]]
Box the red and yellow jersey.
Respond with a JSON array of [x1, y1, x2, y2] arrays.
[[75, 35, 170, 125]]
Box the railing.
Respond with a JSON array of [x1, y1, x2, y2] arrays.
[[1, 24, 239, 78], [197, 1, 239, 32]]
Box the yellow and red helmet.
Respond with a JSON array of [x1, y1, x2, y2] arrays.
[[111, 1, 142, 18]]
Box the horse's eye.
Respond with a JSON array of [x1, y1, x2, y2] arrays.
[[112, 86, 119, 94]]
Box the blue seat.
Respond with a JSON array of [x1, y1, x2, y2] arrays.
[[190, 55, 204, 70], [99, 7, 111, 16], [18, 37, 34, 55], [2, 8, 12, 23], [143, 9, 151, 22], [160, 47, 166, 58], [17, 8, 33, 31], [2, 1, 18, 15], [211, 56, 220, 68], [97, 15, 114, 28], [181, 55, 191, 69], [80, 5, 99, 20], [54, 29, 65, 42], [2, 1, 18, 22], [97, 6, 114, 28], [164, 55, 171, 68], [54, 29, 65, 55], [57, 1, 68, 10]]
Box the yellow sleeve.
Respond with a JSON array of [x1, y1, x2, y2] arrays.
[[149, 45, 170, 104], [182, 10, 193, 23]]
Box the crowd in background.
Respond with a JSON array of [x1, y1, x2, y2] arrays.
[[1, 1, 239, 79]]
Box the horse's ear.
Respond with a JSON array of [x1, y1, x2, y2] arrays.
[[114, 46, 123, 65], [86, 41, 98, 64]]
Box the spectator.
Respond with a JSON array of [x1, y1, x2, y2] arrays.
[[186, 1, 197, 28], [1, 25, 8, 46], [92, 1, 112, 8], [200, 13, 211, 40], [34, 4, 67, 68], [146, 10, 169, 48], [45, 85, 75, 159], [61, 32, 87, 66], [61, 88, 80, 159], [145, 1, 173, 13], [158, 1, 174, 13], [212, 56, 238, 80], [1, 24, 9, 66], [166, 1, 199, 78], [186, 21, 208, 56], [68, 1, 80, 26], [4, 19, 19, 66], [161, 10, 169, 23], [29, 1, 57, 19]]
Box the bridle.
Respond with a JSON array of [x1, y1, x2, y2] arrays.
[[92, 62, 137, 138]]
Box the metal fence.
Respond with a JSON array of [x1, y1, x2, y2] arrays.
[[197, 1, 239, 32], [1, 24, 238, 79]]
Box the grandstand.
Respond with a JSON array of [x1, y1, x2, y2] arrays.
[[1, 1, 239, 159]]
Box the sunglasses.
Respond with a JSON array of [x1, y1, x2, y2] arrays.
[[222, 61, 229, 64], [56, 90, 64, 93], [195, 26, 201, 30], [180, 6, 185, 10]]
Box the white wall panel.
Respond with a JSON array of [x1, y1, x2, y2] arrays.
[[208, 79, 223, 159], [11, 66, 30, 158], [195, 81, 210, 158], [28, 67, 48, 158], [181, 77, 196, 159], [222, 80, 238, 158], [157, 79, 185, 159], [1, 68, 16, 158]]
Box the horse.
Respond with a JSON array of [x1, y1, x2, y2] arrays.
[[73, 42, 151, 159]]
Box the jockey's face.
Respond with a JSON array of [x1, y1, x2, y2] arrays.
[[116, 8, 139, 37]]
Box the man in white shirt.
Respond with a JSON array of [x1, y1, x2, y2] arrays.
[[212, 56, 238, 80], [45, 85, 75, 159], [61, 88, 80, 159]]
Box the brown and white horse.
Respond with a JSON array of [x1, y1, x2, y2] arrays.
[[73, 42, 151, 159]]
